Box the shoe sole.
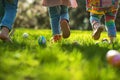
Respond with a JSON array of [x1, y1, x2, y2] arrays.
[[60, 20, 70, 38], [92, 26, 104, 40]]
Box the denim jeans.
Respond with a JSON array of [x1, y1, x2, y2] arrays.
[[0, 0, 18, 30], [48, 5, 69, 35]]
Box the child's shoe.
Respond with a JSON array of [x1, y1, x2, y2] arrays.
[[51, 34, 62, 43], [0, 27, 12, 42], [60, 19, 70, 38], [92, 24, 104, 40]]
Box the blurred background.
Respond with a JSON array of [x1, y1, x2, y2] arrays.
[[14, 0, 120, 31]]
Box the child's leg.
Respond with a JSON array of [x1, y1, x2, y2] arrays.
[[48, 6, 61, 36], [48, 6, 62, 42], [90, 13, 104, 40], [90, 13, 103, 30], [105, 11, 117, 43], [0, 0, 18, 42], [60, 5, 70, 38], [60, 5, 69, 21], [0, 0, 18, 30]]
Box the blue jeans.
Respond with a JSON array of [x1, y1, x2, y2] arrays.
[[48, 5, 69, 35], [0, 0, 18, 30]]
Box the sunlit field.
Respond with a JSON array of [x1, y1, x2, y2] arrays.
[[0, 28, 120, 80]]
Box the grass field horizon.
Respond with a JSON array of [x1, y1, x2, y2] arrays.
[[0, 28, 120, 80]]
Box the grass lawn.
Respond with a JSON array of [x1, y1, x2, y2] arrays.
[[0, 28, 120, 80]]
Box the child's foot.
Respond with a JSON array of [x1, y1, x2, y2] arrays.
[[0, 27, 12, 42], [92, 25, 104, 40], [60, 19, 70, 38], [51, 34, 62, 43]]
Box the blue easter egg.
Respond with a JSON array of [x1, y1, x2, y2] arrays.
[[38, 36, 46, 45]]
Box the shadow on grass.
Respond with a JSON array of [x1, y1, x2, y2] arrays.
[[60, 41, 120, 78], [60, 41, 120, 64], [0, 40, 38, 54]]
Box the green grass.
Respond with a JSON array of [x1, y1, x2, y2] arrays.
[[0, 28, 120, 80]]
